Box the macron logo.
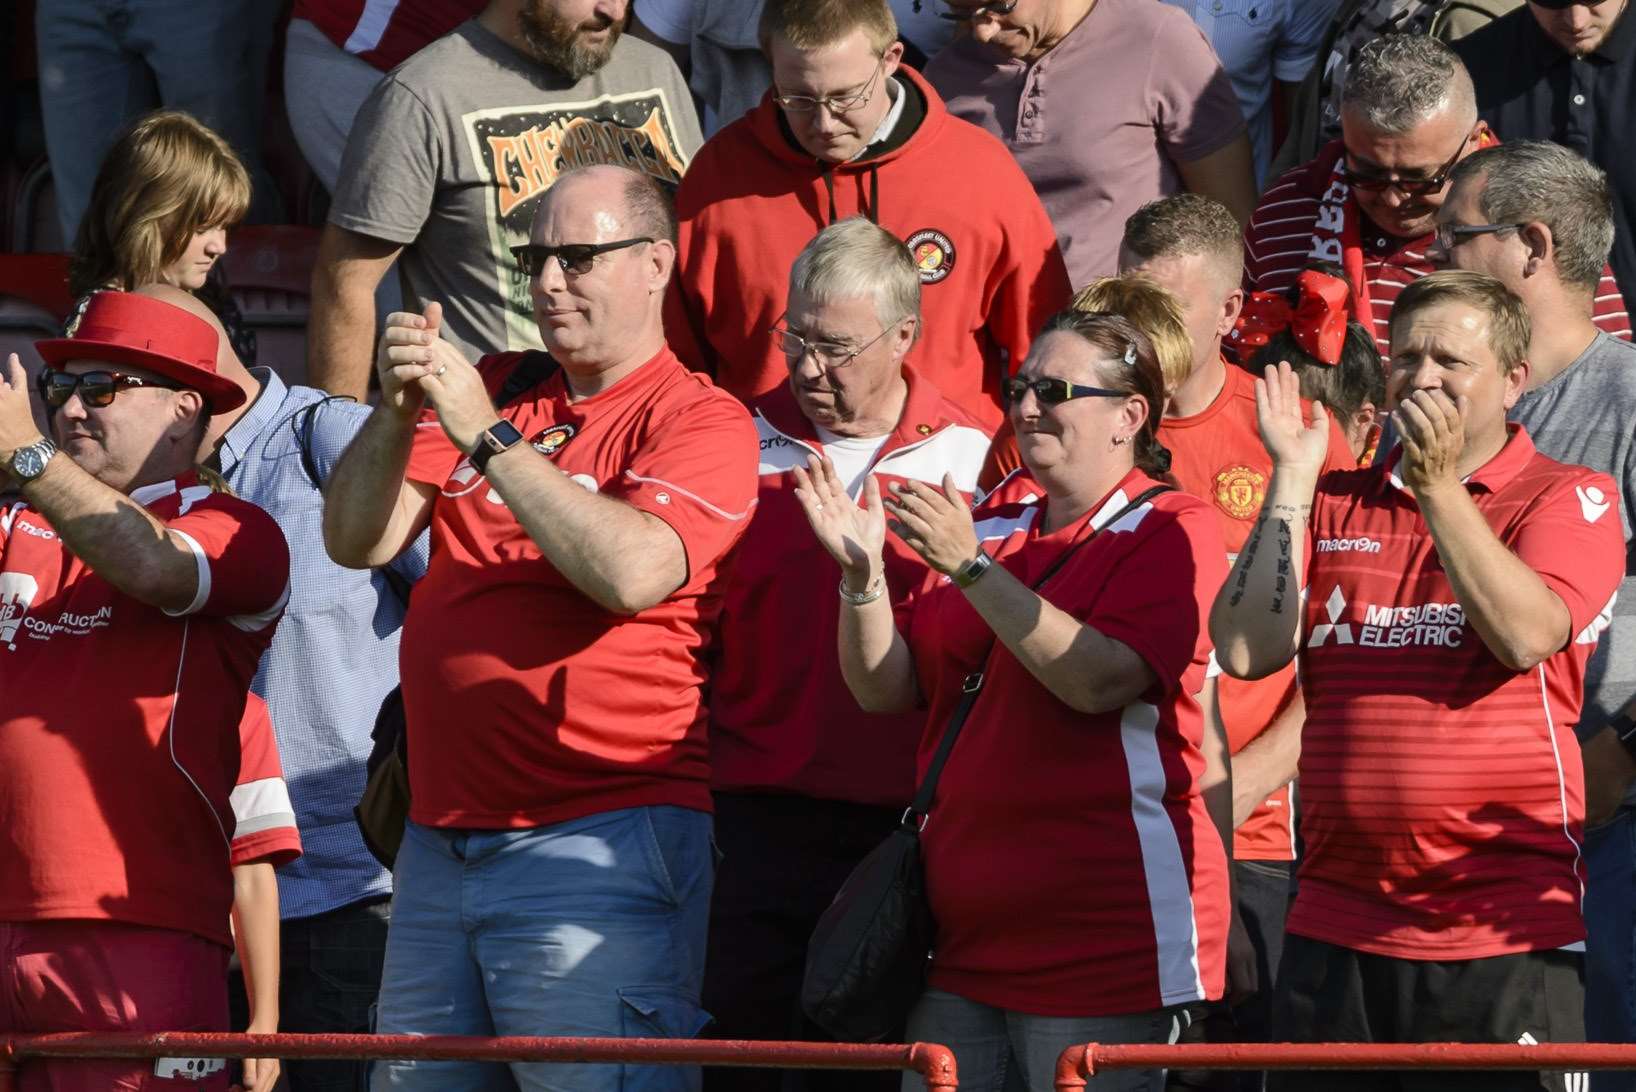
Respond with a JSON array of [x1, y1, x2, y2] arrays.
[[1315, 536, 1381, 554], [1307, 586, 1354, 648], [1578, 485, 1611, 523]]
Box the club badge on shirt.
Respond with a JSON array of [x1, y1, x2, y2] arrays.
[[532, 424, 577, 458], [905, 229, 956, 285], [1213, 464, 1267, 521]]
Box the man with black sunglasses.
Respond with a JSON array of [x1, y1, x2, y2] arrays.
[[1244, 34, 1631, 359], [0, 290, 292, 1091], [323, 164, 758, 1092]]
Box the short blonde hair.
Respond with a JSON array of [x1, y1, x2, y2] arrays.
[[70, 110, 251, 297], [1389, 270, 1530, 375], [1071, 275, 1191, 398], [759, 0, 898, 56]]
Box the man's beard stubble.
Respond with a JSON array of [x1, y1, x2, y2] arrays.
[[519, 2, 623, 80]]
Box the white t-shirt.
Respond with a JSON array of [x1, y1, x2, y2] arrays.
[[817, 427, 892, 496]]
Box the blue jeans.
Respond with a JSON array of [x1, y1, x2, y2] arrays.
[[1586, 810, 1636, 1092], [35, 0, 283, 242], [901, 988, 1184, 1092], [373, 808, 715, 1092]]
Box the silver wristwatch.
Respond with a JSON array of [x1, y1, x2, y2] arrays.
[[8, 437, 58, 483]]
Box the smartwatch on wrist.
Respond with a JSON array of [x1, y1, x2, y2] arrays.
[[952, 551, 993, 588], [470, 420, 524, 474]]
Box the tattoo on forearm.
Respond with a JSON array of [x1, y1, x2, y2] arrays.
[[1271, 519, 1292, 614], [1229, 524, 1260, 606]]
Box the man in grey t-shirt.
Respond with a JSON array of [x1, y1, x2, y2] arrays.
[[1431, 140, 1636, 1080], [308, 0, 703, 399]]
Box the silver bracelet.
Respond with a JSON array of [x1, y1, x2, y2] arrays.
[[951, 551, 993, 588], [838, 574, 886, 606]]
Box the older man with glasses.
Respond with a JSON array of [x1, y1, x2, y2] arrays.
[[702, 216, 994, 1091], [323, 163, 759, 1092], [1243, 34, 1631, 359], [0, 291, 291, 1092], [665, 0, 1070, 433]]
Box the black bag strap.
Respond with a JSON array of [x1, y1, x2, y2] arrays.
[[495, 349, 560, 408], [905, 484, 1173, 824]]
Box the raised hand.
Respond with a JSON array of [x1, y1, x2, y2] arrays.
[[1254, 361, 1331, 477], [375, 302, 446, 420], [883, 472, 979, 576], [792, 454, 886, 584], [1394, 388, 1467, 499], [0, 353, 44, 462]]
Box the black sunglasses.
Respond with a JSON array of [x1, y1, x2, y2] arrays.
[[510, 237, 653, 277], [1342, 136, 1469, 197], [1003, 375, 1127, 406], [935, 0, 1019, 20], [37, 368, 182, 408]]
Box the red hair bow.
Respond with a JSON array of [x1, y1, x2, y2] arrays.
[[1231, 269, 1352, 366]]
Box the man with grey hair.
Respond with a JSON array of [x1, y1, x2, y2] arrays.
[[1432, 140, 1636, 1080], [1243, 34, 1631, 357], [703, 215, 993, 1087], [323, 163, 758, 1092]]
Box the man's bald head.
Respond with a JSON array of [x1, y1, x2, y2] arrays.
[[133, 283, 256, 397], [533, 165, 677, 246]]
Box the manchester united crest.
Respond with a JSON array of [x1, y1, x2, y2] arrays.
[[1213, 464, 1266, 520], [904, 229, 956, 285], [532, 423, 577, 457]]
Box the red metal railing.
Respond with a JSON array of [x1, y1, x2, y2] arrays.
[[0, 1033, 956, 1091], [1055, 1042, 1636, 1089]]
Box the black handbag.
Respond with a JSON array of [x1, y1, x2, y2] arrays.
[[801, 485, 1172, 1042]]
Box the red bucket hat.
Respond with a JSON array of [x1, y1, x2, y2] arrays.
[[35, 292, 247, 414]]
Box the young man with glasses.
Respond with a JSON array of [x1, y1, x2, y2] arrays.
[[666, 0, 1070, 433], [0, 290, 292, 1092], [704, 216, 993, 1092], [1244, 34, 1631, 359], [323, 164, 759, 1092]]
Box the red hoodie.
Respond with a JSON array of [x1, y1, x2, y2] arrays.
[[666, 66, 1071, 431]]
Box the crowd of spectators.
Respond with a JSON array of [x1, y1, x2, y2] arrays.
[[3, 1, 1636, 1092]]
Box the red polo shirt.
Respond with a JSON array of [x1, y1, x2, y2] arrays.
[[0, 475, 290, 948], [709, 367, 994, 807], [402, 346, 760, 828], [1292, 427, 1624, 959], [1159, 362, 1354, 861], [911, 469, 1231, 1014]]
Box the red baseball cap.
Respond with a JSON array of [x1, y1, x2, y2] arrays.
[[35, 291, 248, 414]]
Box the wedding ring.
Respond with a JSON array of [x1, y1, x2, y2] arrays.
[[435, 364, 447, 377]]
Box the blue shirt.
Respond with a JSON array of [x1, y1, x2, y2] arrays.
[[1163, 0, 1340, 185], [216, 369, 428, 918]]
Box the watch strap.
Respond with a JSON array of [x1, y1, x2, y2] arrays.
[[9, 437, 57, 482], [470, 420, 524, 474], [1613, 712, 1636, 764]]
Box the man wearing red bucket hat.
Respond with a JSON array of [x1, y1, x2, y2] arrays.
[[0, 290, 292, 1092]]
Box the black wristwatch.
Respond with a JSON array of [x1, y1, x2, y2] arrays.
[[470, 420, 524, 474], [1613, 711, 1636, 764]]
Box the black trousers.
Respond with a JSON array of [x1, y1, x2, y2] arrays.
[[1168, 859, 1293, 1092], [701, 791, 903, 1092], [1267, 933, 1586, 1092]]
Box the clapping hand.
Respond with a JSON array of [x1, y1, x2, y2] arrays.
[[375, 303, 446, 420], [1254, 362, 1331, 479], [792, 455, 886, 586], [882, 473, 978, 577]]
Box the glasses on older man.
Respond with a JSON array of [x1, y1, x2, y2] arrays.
[[36, 368, 181, 408], [771, 314, 904, 369], [1003, 375, 1127, 406], [510, 237, 652, 277], [934, 0, 1020, 21], [1432, 221, 1528, 251], [774, 61, 885, 116], [1342, 137, 1468, 197]]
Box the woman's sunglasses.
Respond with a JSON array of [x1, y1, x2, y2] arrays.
[[37, 368, 181, 408], [1003, 376, 1127, 406]]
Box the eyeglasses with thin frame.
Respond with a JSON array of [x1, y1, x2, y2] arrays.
[[773, 60, 886, 116], [36, 368, 182, 408], [934, 0, 1020, 21], [510, 237, 653, 278], [1004, 375, 1128, 406], [1342, 135, 1469, 197], [771, 314, 905, 369], [1432, 220, 1528, 251]]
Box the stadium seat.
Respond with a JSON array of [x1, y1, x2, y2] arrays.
[[225, 224, 319, 387]]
